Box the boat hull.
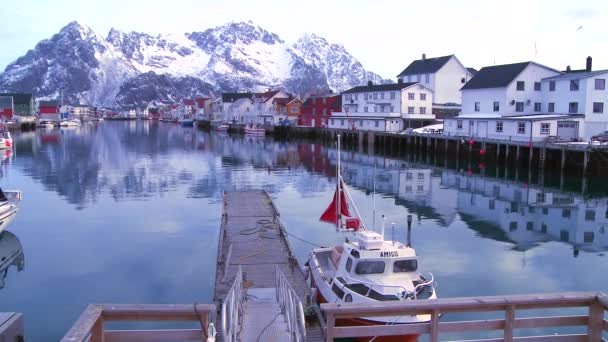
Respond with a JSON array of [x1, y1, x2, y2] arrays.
[[0, 206, 18, 234], [244, 128, 265, 136], [179, 119, 194, 127]]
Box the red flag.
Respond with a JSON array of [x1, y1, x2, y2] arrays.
[[320, 181, 350, 225]]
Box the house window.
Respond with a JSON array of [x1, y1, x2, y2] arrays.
[[569, 102, 578, 113], [390, 92, 395, 100], [509, 222, 517, 231], [527, 222, 534, 231], [330, 119, 334, 125], [416, 74, 420, 82], [517, 122, 526, 134], [584, 232, 595, 243], [496, 121, 503, 132], [373, 93, 378, 100], [537, 192, 546, 203], [290, 107, 298, 113], [534, 102, 542, 112], [595, 79, 606, 90], [570, 80, 579, 91], [417, 173, 424, 180], [408, 93, 415, 100], [340, 119, 344, 126], [420, 107, 426, 114], [420, 93, 426, 101], [457, 120, 463, 129], [489, 200, 495, 210], [516, 81, 525, 91], [515, 102, 524, 112], [354, 94, 358, 100], [548, 103, 555, 113], [540, 123, 550, 135], [374, 121, 379, 128], [364, 106, 368, 112], [425, 74, 430, 83], [593, 102, 604, 113], [474, 102, 480, 112], [406, 172, 413, 180], [493, 101, 500, 112], [380, 92, 385, 100], [390, 105, 394, 112], [549, 81, 556, 91], [534, 82, 541, 91], [585, 210, 596, 221], [359, 120, 363, 127], [408, 107, 415, 114]]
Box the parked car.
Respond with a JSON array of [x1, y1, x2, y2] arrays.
[[590, 131, 608, 143]]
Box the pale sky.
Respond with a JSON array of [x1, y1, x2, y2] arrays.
[[1, 0, 606, 78]]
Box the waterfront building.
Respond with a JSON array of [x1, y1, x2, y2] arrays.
[[329, 81, 433, 132], [219, 90, 289, 125], [38, 100, 61, 121], [0, 93, 35, 119], [194, 97, 213, 121], [272, 97, 302, 125], [0, 96, 13, 120], [253, 90, 289, 125], [444, 61, 584, 142], [298, 94, 341, 128], [397, 54, 474, 118]]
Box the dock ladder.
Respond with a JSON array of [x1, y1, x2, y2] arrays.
[[221, 265, 306, 342]]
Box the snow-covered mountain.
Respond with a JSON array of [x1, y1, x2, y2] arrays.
[[0, 21, 387, 109]]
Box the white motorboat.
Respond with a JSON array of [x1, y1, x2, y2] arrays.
[[0, 189, 21, 233], [0, 230, 24, 289], [38, 120, 55, 129], [0, 131, 12, 149], [244, 124, 265, 136], [307, 136, 436, 342], [215, 124, 229, 132], [178, 118, 194, 127], [59, 119, 81, 127]]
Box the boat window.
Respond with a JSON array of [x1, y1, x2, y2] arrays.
[[344, 294, 353, 302], [355, 261, 385, 275], [345, 258, 353, 272], [350, 249, 360, 258], [332, 283, 345, 299], [394, 259, 418, 272]]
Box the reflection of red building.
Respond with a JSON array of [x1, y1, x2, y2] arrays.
[[297, 144, 335, 177], [299, 95, 341, 128]]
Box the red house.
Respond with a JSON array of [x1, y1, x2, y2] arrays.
[[38, 100, 61, 121], [298, 95, 341, 128], [0, 96, 13, 120]]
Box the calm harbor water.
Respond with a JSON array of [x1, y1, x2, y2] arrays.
[[0, 121, 607, 340]]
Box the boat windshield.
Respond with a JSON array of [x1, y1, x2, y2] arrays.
[[393, 259, 418, 273], [355, 261, 385, 275], [0, 188, 6, 202]]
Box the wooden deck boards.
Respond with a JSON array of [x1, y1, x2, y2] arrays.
[[214, 190, 323, 341]]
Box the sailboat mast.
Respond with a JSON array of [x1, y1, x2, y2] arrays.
[[337, 134, 341, 230]]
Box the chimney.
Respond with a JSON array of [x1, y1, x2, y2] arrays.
[[398, 78, 403, 84], [422, 53, 426, 60], [367, 80, 373, 87], [586, 56, 592, 72], [566, 65, 571, 72]]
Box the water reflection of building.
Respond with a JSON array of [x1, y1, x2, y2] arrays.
[[0, 231, 24, 289], [442, 170, 608, 253]]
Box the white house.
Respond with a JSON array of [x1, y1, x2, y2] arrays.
[[328, 81, 434, 132], [444, 61, 584, 142], [541, 57, 608, 139], [254, 90, 290, 125], [397, 54, 474, 117]]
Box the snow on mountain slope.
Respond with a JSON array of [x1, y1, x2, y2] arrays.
[[0, 21, 387, 108]]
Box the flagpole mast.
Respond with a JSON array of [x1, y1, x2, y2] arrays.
[[337, 134, 341, 230]]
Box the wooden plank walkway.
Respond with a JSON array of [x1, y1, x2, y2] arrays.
[[214, 190, 324, 341]]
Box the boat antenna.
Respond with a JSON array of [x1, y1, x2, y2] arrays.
[[391, 222, 395, 245], [372, 159, 376, 231], [381, 215, 386, 239], [337, 134, 341, 231]]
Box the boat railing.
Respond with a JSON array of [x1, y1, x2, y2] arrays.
[[413, 273, 435, 299], [2, 191, 22, 203], [221, 265, 244, 342], [342, 275, 408, 300], [275, 265, 307, 342], [322, 291, 608, 342], [61, 303, 216, 342]]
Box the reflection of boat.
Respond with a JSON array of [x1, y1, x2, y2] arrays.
[[0, 231, 24, 289], [38, 120, 56, 129], [0, 131, 12, 149], [244, 125, 265, 136], [0, 189, 21, 233], [60, 119, 81, 127], [178, 117, 194, 127], [308, 137, 436, 342]]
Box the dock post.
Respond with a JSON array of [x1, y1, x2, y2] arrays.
[[515, 145, 520, 163], [358, 131, 364, 153], [505, 144, 510, 164], [444, 138, 448, 154], [528, 145, 534, 166], [561, 148, 566, 171], [368, 131, 375, 155], [583, 150, 589, 176], [496, 143, 500, 160]]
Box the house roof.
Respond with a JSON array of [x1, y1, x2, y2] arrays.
[[466, 67, 478, 75], [342, 82, 418, 94], [183, 99, 196, 106], [396, 55, 453, 77], [461, 62, 533, 90], [273, 98, 291, 105], [222, 93, 254, 102], [195, 97, 211, 107], [0, 93, 33, 105], [38, 100, 60, 107], [542, 69, 608, 81], [0, 97, 12, 108]]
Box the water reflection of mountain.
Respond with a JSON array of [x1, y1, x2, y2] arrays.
[[0, 231, 24, 289]]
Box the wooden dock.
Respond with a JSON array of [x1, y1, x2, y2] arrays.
[[214, 190, 324, 341]]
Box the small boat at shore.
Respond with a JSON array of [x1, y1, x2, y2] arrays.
[[0, 131, 12, 149], [178, 117, 194, 127], [38, 120, 55, 129], [59, 119, 81, 127], [307, 136, 436, 342], [244, 124, 265, 136], [215, 124, 229, 132], [0, 189, 21, 233]]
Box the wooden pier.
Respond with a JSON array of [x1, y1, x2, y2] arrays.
[[214, 190, 323, 341]]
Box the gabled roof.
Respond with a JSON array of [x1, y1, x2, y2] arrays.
[[396, 55, 453, 77], [1, 93, 33, 105], [342, 82, 419, 94], [466, 67, 478, 75], [39, 100, 60, 107], [461, 62, 552, 90], [543, 69, 608, 81], [287, 98, 302, 105], [222, 93, 254, 102], [273, 97, 291, 105]]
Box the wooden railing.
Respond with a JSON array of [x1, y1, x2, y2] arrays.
[[322, 292, 608, 342], [61, 304, 216, 342]]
